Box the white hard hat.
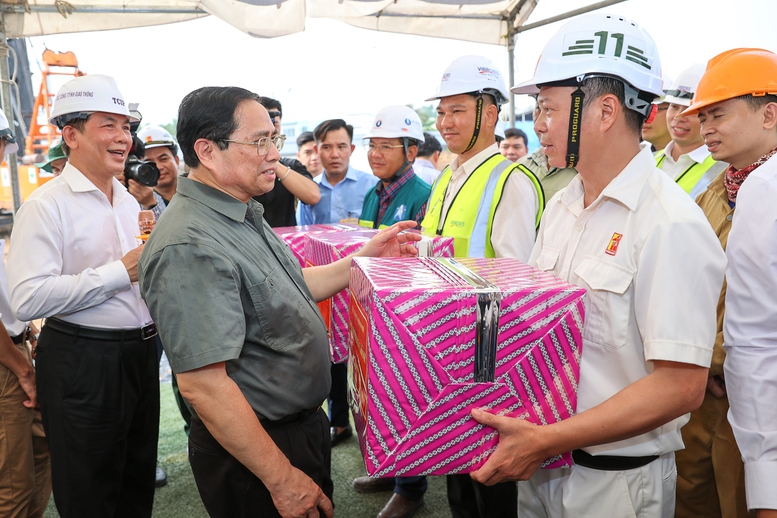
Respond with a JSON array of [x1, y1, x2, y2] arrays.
[[495, 119, 506, 140], [511, 13, 663, 108], [49, 74, 139, 129], [663, 63, 705, 107], [138, 125, 177, 150], [426, 55, 510, 105], [0, 110, 18, 155], [365, 105, 425, 142]]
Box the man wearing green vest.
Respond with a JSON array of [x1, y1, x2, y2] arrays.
[[421, 55, 544, 264], [421, 54, 543, 518], [358, 105, 430, 230], [656, 63, 728, 198]]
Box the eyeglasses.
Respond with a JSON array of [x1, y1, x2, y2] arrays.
[[365, 142, 404, 154], [222, 134, 286, 156], [267, 111, 282, 121]]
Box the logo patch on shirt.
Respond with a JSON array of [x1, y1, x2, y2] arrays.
[[605, 232, 623, 256]]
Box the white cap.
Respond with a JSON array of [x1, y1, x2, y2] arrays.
[[365, 105, 425, 142], [137, 125, 177, 150], [663, 63, 705, 107], [427, 55, 510, 105], [49, 74, 139, 129], [0, 110, 18, 155], [511, 13, 663, 106]]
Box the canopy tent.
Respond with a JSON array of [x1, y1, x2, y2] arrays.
[[0, 0, 626, 211]]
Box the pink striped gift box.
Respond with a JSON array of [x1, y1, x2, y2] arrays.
[[305, 231, 454, 363], [348, 257, 585, 476], [272, 224, 357, 267]]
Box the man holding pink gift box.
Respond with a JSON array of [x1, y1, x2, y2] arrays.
[[138, 86, 421, 518], [471, 13, 726, 518]]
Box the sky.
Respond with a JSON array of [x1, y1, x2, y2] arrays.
[[25, 0, 777, 132]]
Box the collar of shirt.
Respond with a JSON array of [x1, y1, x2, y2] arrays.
[[414, 158, 435, 170], [318, 165, 359, 189], [448, 143, 499, 181], [561, 143, 654, 214], [61, 162, 135, 207], [663, 141, 711, 164], [176, 176, 253, 223], [376, 165, 414, 200]]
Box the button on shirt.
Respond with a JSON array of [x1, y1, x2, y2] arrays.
[[443, 143, 538, 262], [139, 177, 331, 422], [298, 166, 377, 224], [529, 144, 726, 457], [7, 163, 151, 329], [658, 141, 728, 199], [723, 153, 777, 511]]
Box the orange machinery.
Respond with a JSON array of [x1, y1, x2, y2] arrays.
[[1, 50, 85, 211]]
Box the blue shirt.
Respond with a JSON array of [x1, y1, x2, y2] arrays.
[[298, 165, 378, 224]]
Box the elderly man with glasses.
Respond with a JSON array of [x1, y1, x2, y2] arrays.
[[138, 86, 421, 518]]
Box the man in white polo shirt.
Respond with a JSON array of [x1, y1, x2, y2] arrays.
[[470, 13, 726, 518]]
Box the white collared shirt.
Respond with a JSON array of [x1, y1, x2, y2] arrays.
[[529, 143, 726, 457], [443, 143, 538, 262], [658, 141, 728, 199], [7, 162, 152, 329], [413, 158, 441, 186], [723, 153, 777, 511], [0, 240, 26, 336]]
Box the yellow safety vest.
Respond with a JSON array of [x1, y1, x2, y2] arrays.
[[655, 150, 719, 194], [420, 154, 544, 258]]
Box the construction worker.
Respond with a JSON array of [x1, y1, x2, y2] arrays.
[[35, 139, 67, 176], [517, 100, 578, 201], [656, 64, 728, 198], [421, 55, 543, 263], [420, 54, 543, 518], [681, 48, 777, 518], [358, 105, 430, 229], [351, 105, 430, 518], [641, 73, 672, 152], [471, 14, 726, 518], [8, 74, 160, 517], [668, 51, 761, 518]]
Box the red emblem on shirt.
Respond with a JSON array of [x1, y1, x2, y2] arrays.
[[605, 232, 623, 256]]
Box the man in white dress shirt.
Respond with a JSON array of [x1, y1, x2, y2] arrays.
[[681, 48, 777, 518], [470, 14, 726, 518], [7, 74, 159, 518]]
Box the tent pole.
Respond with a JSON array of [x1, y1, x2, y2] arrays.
[[0, 16, 22, 214], [508, 33, 515, 129]]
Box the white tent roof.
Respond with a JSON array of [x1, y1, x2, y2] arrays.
[[2, 0, 537, 45]]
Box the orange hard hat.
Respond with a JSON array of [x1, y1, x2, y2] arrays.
[[682, 48, 777, 116]]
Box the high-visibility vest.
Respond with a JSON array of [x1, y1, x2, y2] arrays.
[[655, 150, 719, 194], [358, 174, 431, 229], [420, 154, 545, 258]]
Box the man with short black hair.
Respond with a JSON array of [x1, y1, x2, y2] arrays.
[[299, 119, 377, 225], [297, 131, 323, 178], [138, 85, 419, 517], [413, 132, 443, 186], [253, 97, 321, 227], [499, 127, 529, 162]]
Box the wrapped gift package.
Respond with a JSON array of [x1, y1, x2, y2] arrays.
[[273, 224, 357, 267], [348, 257, 586, 476], [305, 231, 454, 363]]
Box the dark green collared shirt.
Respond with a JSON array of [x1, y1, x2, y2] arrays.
[[139, 177, 331, 421]]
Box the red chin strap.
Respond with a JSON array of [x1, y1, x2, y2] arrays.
[[644, 104, 658, 125]]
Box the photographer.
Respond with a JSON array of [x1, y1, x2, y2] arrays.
[[120, 119, 165, 220]]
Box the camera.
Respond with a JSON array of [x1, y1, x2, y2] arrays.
[[124, 105, 160, 187]]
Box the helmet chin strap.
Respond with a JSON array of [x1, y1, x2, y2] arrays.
[[464, 94, 484, 153], [565, 87, 586, 169], [387, 138, 413, 183]]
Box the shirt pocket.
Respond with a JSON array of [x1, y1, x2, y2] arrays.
[[534, 246, 560, 272], [574, 256, 634, 350], [247, 268, 311, 352]]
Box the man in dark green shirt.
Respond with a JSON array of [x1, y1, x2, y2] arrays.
[[138, 86, 419, 518]]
